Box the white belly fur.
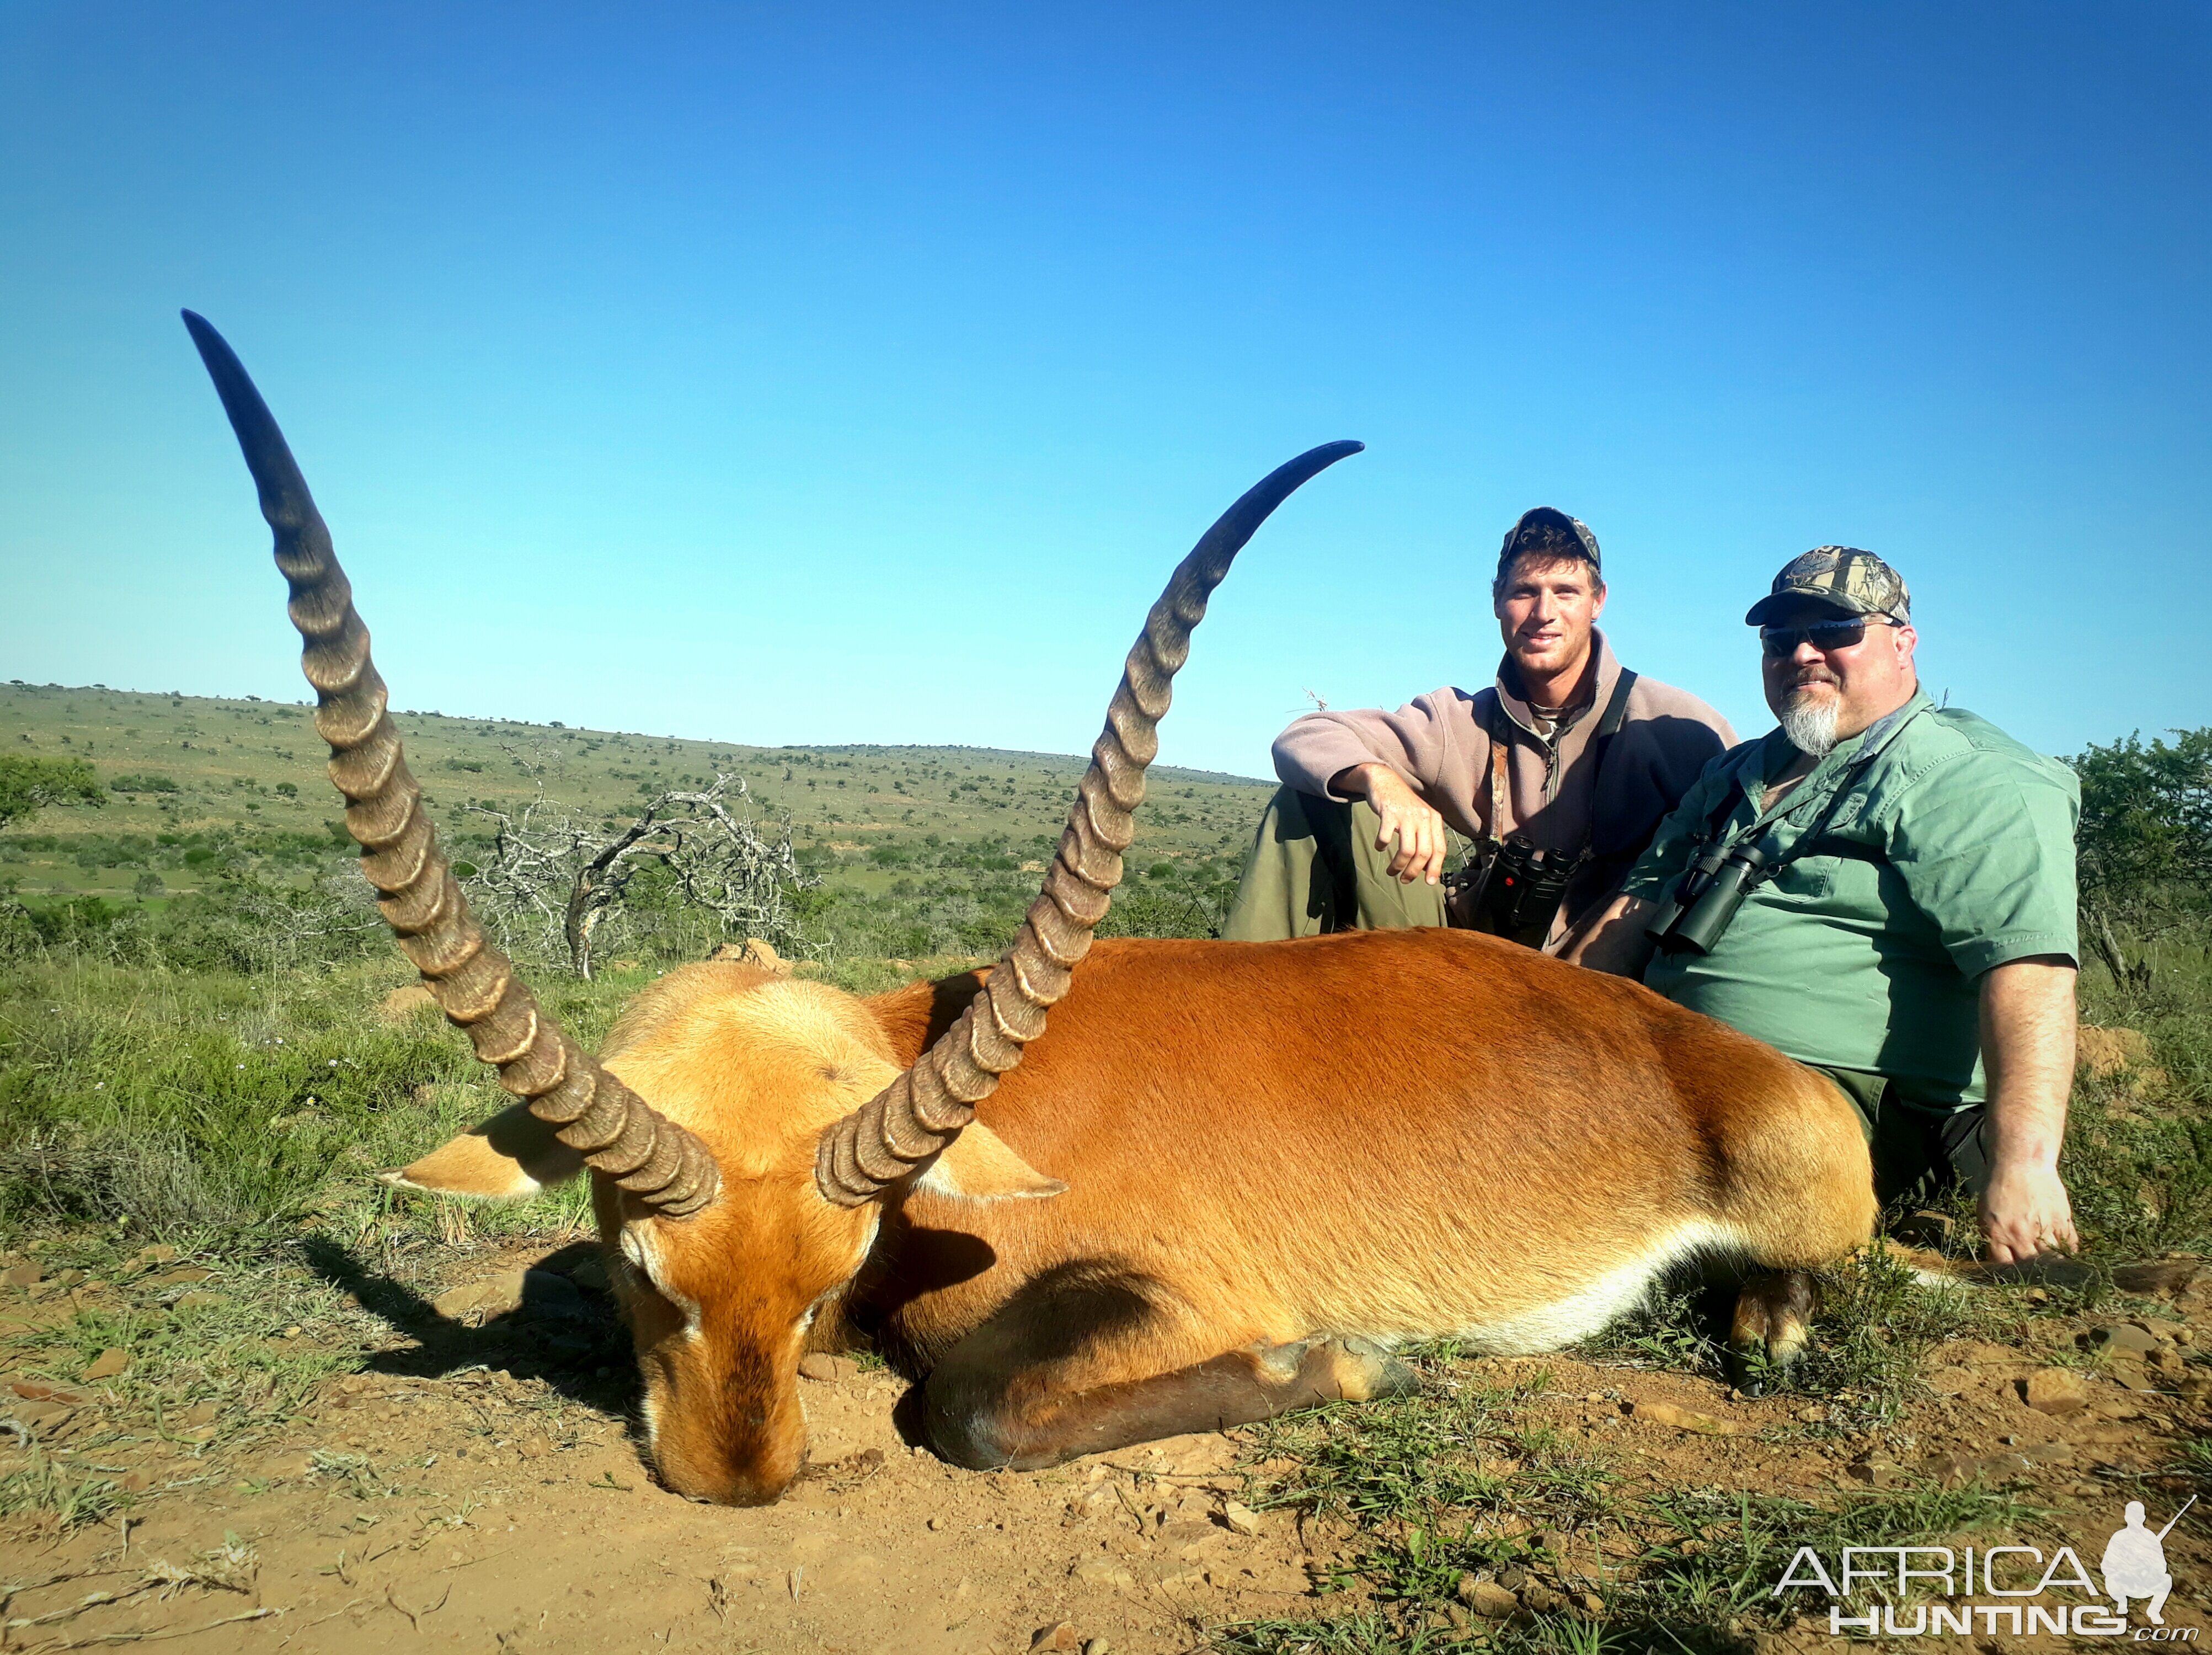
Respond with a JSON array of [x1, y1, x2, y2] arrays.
[[1446, 1219, 1747, 1356]]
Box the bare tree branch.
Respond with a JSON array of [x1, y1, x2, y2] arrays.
[[459, 767, 816, 978]]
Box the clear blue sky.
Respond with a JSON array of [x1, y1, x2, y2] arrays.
[[3, 3, 2206, 778]]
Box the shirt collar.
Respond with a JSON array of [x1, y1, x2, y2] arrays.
[[1493, 629, 1618, 736]]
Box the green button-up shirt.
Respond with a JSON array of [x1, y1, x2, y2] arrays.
[[1621, 692, 2079, 1108]]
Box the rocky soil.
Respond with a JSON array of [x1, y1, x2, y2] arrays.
[[2, 1240, 2208, 1653]]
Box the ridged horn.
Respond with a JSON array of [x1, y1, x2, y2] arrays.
[[181, 310, 720, 1219], [813, 439, 1364, 1205]]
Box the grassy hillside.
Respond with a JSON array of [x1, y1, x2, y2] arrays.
[[0, 680, 1276, 913]]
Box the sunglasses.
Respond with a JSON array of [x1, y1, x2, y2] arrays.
[[1759, 617, 1901, 658]]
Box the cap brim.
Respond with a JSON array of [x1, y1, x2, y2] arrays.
[[1745, 589, 1872, 626]]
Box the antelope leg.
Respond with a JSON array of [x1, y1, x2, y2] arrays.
[[921, 1291, 1414, 1471]]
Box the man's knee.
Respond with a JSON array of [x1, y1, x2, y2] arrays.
[[1224, 787, 1351, 942]]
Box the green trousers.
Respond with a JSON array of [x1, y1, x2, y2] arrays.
[[1807, 1064, 1990, 1214], [1222, 787, 1448, 942]]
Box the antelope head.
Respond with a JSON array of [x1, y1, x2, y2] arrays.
[[184, 309, 1359, 1502]]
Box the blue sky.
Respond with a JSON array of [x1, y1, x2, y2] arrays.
[[3, 3, 2206, 778]]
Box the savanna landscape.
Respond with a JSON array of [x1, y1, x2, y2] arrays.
[[4, 680, 2211, 1655]]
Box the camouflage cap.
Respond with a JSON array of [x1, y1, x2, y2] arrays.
[[1744, 546, 1910, 626], [1495, 507, 1601, 591]]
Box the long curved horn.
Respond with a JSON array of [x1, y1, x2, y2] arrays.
[[815, 440, 1364, 1205], [181, 311, 720, 1218]]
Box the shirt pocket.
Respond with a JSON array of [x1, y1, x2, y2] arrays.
[[1766, 858, 1835, 903]]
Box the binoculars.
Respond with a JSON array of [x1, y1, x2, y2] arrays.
[[1450, 833, 1578, 949], [1645, 840, 1768, 956]]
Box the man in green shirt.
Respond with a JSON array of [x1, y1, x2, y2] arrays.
[[1567, 547, 2081, 1266]]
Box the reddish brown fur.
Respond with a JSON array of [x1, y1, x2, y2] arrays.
[[503, 928, 1876, 1502]]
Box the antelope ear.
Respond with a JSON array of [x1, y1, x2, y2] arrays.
[[383, 1103, 587, 1199], [915, 1124, 1067, 1203]]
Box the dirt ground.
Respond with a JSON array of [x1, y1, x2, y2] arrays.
[[3, 1236, 2209, 1654]]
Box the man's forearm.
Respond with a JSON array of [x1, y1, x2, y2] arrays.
[[1561, 892, 1657, 978], [1977, 955, 2080, 1260], [1981, 958, 2077, 1165]]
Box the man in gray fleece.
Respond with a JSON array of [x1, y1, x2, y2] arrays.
[[1223, 508, 1735, 948]]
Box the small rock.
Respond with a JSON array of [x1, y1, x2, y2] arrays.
[[799, 1353, 840, 1382], [1031, 1622, 1081, 1652], [1627, 1400, 1739, 1435], [131, 1244, 179, 1268], [1070, 1557, 1135, 1590], [1158, 1519, 1217, 1554], [377, 984, 440, 1023], [2092, 1398, 2142, 1420], [1, 1263, 41, 1289], [85, 1348, 129, 1380], [1083, 1641, 1110, 1655], [173, 1291, 223, 1314], [2089, 1323, 2164, 1355], [1521, 1582, 1566, 1614], [1456, 1575, 1520, 1620], [8, 1381, 86, 1405], [2023, 1369, 2093, 1414], [1846, 1458, 1903, 1487], [925, 1515, 944, 1530], [434, 1269, 527, 1321], [1797, 1403, 1830, 1423], [1219, 1501, 1264, 1537], [1573, 1592, 1605, 1616]]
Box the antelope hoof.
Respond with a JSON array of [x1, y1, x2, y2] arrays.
[[1299, 1337, 1418, 1403], [1729, 1270, 1818, 1394]]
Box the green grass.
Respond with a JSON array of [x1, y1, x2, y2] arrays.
[[1227, 1359, 2047, 1655], [0, 680, 1273, 908]]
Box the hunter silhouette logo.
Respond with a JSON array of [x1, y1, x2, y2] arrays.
[[2105, 1498, 2193, 1626], [1773, 1498, 2199, 1638]]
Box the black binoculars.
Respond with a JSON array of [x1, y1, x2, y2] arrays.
[[1451, 833, 1577, 948], [1645, 840, 1768, 956]]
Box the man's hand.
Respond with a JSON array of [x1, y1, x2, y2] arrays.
[[1335, 763, 1449, 885], [1980, 1161, 2079, 1267], [1978, 956, 2082, 1264]]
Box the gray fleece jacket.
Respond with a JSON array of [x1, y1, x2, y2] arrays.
[[1271, 631, 1735, 927]]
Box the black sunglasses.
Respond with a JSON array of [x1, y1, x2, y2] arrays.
[[1760, 617, 1901, 658]]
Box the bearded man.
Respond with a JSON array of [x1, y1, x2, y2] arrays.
[[1569, 548, 2081, 1263], [1224, 508, 1733, 948]]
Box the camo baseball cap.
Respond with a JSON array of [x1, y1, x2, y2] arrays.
[[1495, 507, 1601, 590], [1744, 546, 1911, 626]]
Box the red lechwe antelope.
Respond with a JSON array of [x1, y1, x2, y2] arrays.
[[182, 311, 1877, 1505]]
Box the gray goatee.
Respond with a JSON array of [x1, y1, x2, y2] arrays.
[[1779, 691, 1841, 758]]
